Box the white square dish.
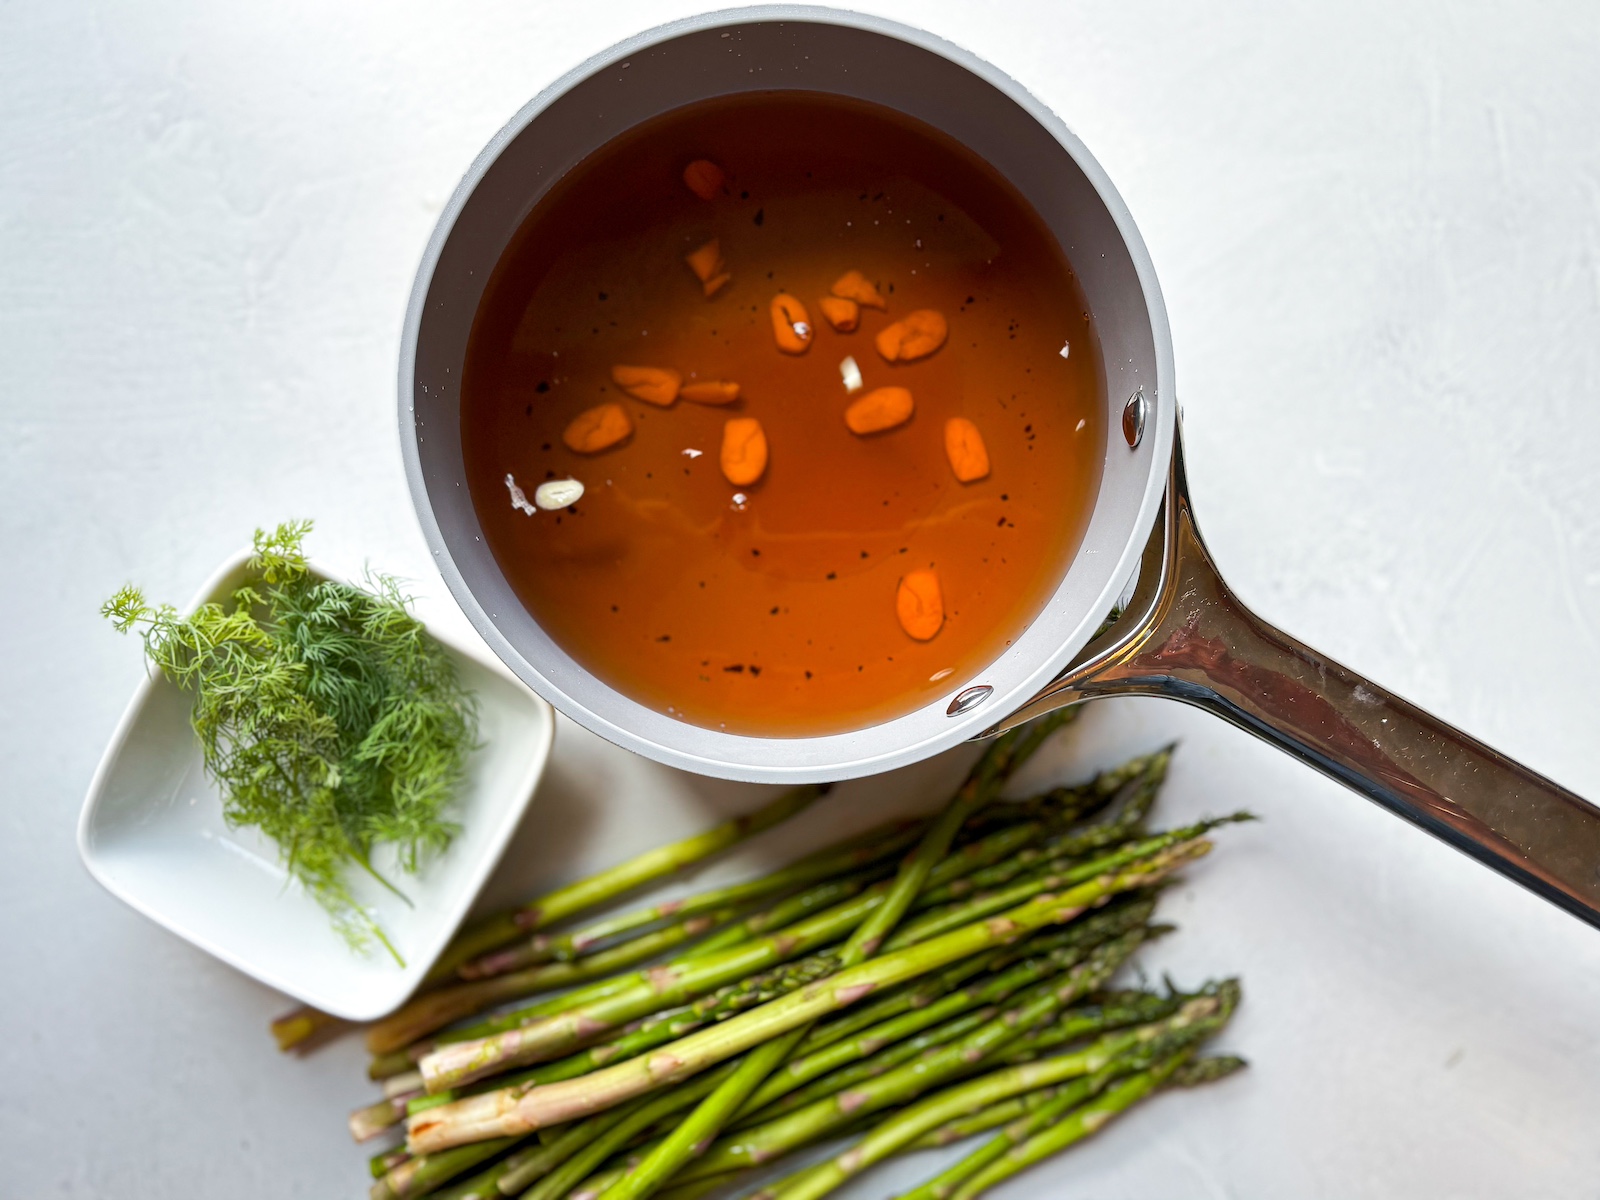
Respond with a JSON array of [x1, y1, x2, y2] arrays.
[[77, 548, 554, 1021]]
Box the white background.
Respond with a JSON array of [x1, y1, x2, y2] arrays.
[[4, 2, 1599, 1196]]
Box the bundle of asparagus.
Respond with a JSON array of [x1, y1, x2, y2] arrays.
[[281, 711, 1250, 1199]]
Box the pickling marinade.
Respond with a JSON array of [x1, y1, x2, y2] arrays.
[[462, 93, 1102, 735]]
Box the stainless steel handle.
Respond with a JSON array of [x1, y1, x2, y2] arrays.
[[996, 425, 1600, 928]]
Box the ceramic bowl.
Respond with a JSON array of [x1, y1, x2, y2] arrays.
[[77, 548, 554, 1020]]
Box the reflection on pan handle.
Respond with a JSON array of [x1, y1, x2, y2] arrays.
[[995, 420, 1600, 929]]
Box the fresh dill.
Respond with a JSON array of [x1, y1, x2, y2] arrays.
[[103, 521, 478, 963]]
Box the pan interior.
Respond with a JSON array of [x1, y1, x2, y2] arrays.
[[402, 11, 1170, 779], [458, 91, 1105, 737]]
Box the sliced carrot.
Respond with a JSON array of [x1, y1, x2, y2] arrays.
[[563, 403, 633, 454], [844, 386, 914, 435], [610, 365, 682, 407], [831, 269, 887, 310], [875, 310, 948, 362], [896, 570, 944, 641], [681, 380, 741, 405], [818, 296, 859, 332], [720, 417, 768, 486], [770, 294, 812, 355], [683, 159, 726, 200], [943, 417, 990, 482]]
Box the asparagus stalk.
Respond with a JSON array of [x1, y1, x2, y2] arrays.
[[886, 816, 1251, 952], [370, 1147, 412, 1179], [617, 985, 1175, 1182], [371, 1048, 424, 1081], [352, 1089, 423, 1141], [429, 1152, 524, 1200], [461, 823, 921, 979], [792, 954, 1001, 1057], [516, 1063, 742, 1200], [918, 752, 1171, 908], [370, 901, 751, 1054], [270, 1003, 350, 1053], [662, 930, 1156, 1186], [740, 956, 1178, 1133], [903, 1051, 1244, 1200], [408, 840, 1205, 1154], [591, 714, 1079, 1200], [677, 874, 881, 962], [491, 1101, 643, 1195], [428, 953, 845, 1111], [419, 809, 1083, 1090], [753, 984, 1239, 1200], [960, 743, 1170, 837], [732, 1008, 997, 1129], [418, 890, 879, 1092], [426, 785, 829, 984], [733, 900, 1157, 1125], [371, 1135, 523, 1200], [988, 986, 1184, 1066], [946, 1051, 1247, 1200], [518, 940, 1145, 1200], [903, 1079, 1090, 1152], [434, 808, 1049, 1061]]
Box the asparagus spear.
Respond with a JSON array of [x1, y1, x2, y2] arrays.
[[420, 817, 1038, 1065], [903, 1078, 1090, 1152], [407, 839, 1206, 1154], [522, 939, 1147, 1200], [419, 889, 882, 1092], [370, 1146, 412, 1179], [596, 715, 1079, 1200], [732, 1009, 998, 1129], [419, 809, 1090, 1090], [428, 1151, 525, 1200], [903, 1050, 1243, 1200], [945, 1051, 1247, 1199], [760, 984, 1239, 1200], [460, 823, 921, 979], [371, 1048, 424, 1081], [491, 1101, 643, 1195], [426, 785, 829, 984], [886, 815, 1251, 952], [270, 1003, 350, 1053], [516, 1062, 742, 1200], [792, 947, 1020, 1057], [660, 930, 1157, 1186], [677, 874, 882, 963], [370, 1135, 524, 1200], [351, 1088, 423, 1141], [369, 902, 754, 1054], [607, 984, 1180, 1190], [918, 752, 1171, 908], [960, 744, 1171, 837], [418, 953, 844, 1111], [987, 986, 1183, 1066], [732, 901, 1158, 1126]]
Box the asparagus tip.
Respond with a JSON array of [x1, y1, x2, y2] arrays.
[[1172, 1053, 1248, 1087]]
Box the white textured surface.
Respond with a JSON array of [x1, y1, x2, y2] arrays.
[[3, 2, 1599, 1196]]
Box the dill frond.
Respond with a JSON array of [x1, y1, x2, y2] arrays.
[[103, 522, 478, 961]]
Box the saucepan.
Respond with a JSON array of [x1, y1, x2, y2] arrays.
[[399, 6, 1600, 927]]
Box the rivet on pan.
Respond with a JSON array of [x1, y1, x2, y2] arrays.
[[1122, 388, 1147, 448], [947, 685, 994, 716]]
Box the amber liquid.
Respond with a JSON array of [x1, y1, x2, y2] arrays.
[[462, 94, 1102, 735]]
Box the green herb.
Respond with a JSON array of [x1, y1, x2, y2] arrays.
[[104, 520, 478, 961]]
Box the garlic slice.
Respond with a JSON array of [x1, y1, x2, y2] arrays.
[[840, 355, 863, 394], [535, 478, 585, 510]]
